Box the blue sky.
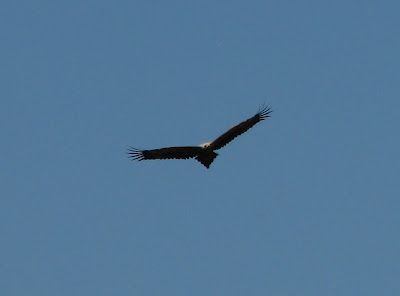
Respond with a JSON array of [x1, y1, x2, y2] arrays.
[[2, 1, 400, 295]]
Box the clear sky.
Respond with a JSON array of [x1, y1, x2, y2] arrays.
[[2, 1, 400, 295]]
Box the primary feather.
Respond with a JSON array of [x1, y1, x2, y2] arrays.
[[127, 105, 272, 168]]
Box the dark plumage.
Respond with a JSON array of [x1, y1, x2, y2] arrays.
[[127, 105, 272, 168]]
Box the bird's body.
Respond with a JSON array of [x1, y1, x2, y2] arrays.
[[127, 105, 272, 168]]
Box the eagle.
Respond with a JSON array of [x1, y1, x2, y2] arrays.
[[127, 105, 272, 168]]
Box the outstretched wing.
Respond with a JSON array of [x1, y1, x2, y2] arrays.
[[127, 146, 203, 161], [209, 105, 272, 151]]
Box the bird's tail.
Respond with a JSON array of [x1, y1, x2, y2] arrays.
[[196, 152, 218, 169]]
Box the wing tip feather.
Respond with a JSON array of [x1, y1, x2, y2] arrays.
[[257, 104, 273, 121], [127, 147, 145, 161]]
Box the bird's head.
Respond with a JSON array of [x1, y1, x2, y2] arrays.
[[200, 142, 211, 149]]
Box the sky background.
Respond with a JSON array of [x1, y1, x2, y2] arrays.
[[2, 1, 400, 295]]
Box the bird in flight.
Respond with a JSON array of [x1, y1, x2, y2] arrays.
[[127, 105, 272, 169]]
